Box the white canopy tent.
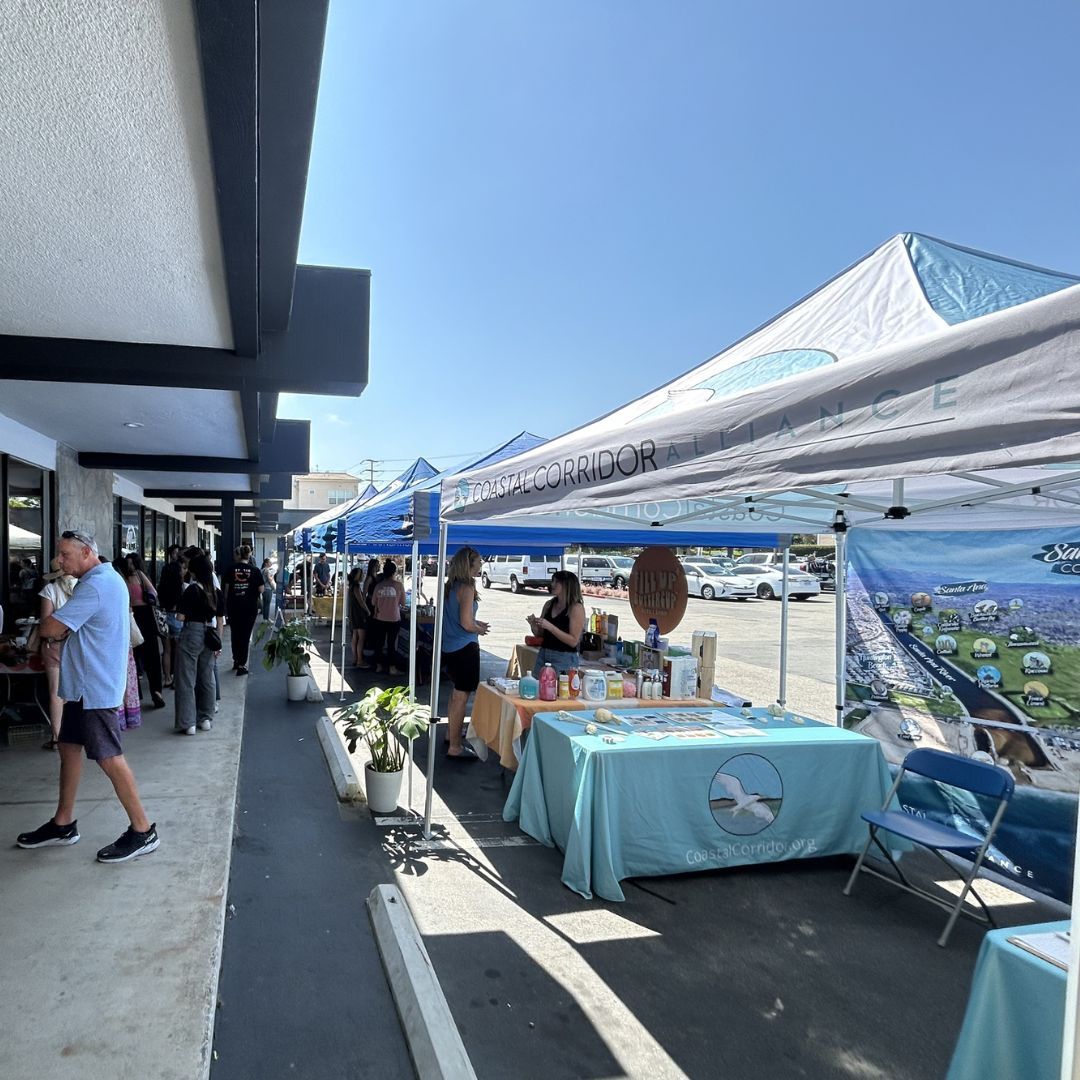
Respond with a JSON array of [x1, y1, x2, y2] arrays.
[[420, 236, 1080, 1073]]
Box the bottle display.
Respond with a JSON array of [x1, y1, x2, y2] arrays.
[[539, 663, 558, 701]]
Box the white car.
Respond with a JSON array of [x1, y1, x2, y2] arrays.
[[684, 563, 756, 600], [728, 564, 821, 600]]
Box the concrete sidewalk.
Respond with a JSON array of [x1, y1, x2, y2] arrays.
[[0, 666, 246, 1080]]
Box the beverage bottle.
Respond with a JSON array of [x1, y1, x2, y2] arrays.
[[557, 673, 570, 700], [539, 663, 558, 701], [568, 669, 582, 699]]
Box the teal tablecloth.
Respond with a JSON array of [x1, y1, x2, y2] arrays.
[[947, 920, 1068, 1080], [503, 706, 894, 901]]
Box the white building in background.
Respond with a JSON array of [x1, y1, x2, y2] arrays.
[[285, 472, 362, 512]]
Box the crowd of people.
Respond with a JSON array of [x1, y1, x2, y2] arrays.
[[15, 533, 279, 864]]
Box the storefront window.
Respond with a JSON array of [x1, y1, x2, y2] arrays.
[[5, 458, 48, 623], [119, 499, 140, 557]]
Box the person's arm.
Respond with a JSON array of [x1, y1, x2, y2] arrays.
[[42, 580, 97, 640], [455, 583, 488, 635], [537, 602, 585, 649]]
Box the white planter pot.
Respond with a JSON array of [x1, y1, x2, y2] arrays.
[[364, 765, 403, 814], [286, 674, 309, 701]]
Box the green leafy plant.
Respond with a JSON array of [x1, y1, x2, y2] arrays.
[[336, 686, 431, 774], [254, 618, 314, 677]]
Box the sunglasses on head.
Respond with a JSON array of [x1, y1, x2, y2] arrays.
[[61, 530, 96, 548]]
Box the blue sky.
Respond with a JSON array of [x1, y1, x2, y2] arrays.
[[284, 0, 1080, 482]]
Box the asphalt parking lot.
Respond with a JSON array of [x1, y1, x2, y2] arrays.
[[470, 579, 839, 721]]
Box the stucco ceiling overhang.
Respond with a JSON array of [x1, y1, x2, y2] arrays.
[[0, 1, 367, 516]]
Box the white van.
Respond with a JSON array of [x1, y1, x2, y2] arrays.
[[481, 554, 560, 592]]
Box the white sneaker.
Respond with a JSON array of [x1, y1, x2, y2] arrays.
[[180, 726, 196, 736], [197, 718, 212, 731]]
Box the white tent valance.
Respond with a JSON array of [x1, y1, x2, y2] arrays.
[[443, 282, 1080, 526]]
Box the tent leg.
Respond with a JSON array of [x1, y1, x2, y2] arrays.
[[338, 554, 350, 701], [778, 543, 790, 706], [327, 559, 340, 694], [409, 540, 419, 702], [423, 523, 449, 840], [834, 528, 848, 726]]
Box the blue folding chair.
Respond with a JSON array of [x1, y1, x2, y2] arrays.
[[843, 748, 1015, 947]]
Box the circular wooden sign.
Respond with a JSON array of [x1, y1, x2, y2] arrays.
[[628, 546, 688, 635]]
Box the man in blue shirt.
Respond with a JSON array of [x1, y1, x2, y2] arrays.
[[314, 553, 331, 596], [16, 531, 159, 863]]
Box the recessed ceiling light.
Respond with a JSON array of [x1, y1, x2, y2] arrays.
[[122, 421, 144, 429]]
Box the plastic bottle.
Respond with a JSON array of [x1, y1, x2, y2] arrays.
[[557, 673, 570, 700], [519, 673, 539, 700], [539, 663, 558, 701], [568, 669, 582, 699]]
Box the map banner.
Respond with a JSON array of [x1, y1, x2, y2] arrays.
[[844, 526, 1080, 901]]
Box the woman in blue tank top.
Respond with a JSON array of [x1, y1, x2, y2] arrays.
[[442, 547, 489, 759]]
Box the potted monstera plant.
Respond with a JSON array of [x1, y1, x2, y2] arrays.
[[255, 618, 315, 701], [336, 686, 431, 813]]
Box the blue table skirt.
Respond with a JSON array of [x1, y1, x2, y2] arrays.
[[947, 921, 1068, 1080], [503, 706, 894, 901]]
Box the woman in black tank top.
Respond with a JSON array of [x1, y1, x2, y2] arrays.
[[528, 570, 586, 676]]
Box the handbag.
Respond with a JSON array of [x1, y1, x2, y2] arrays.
[[204, 625, 222, 652], [129, 612, 145, 648], [142, 574, 169, 638]]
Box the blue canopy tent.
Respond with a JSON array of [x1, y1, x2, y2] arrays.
[[293, 461, 437, 553]]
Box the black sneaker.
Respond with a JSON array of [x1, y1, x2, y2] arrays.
[[17, 819, 80, 848], [236, 665, 248, 676], [97, 823, 159, 864]]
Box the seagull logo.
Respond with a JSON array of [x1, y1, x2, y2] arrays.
[[709, 754, 783, 835]]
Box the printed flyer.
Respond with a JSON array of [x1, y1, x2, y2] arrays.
[[844, 527, 1080, 901]]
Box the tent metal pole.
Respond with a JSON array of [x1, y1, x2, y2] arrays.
[[407, 538, 420, 814], [778, 543, 790, 706], [423, 523, 449, 840], [327, 556, 340, 694], [409, 540, 419, 702], [339, 553, 350, 701], [834, 528, 848, 726]]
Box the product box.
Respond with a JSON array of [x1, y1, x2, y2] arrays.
[[692, 630, 717, 668], [697, 663, 716, 697], [663, 656, 699, 699]]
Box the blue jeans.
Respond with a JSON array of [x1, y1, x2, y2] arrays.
[[533, 647, 581, 677]]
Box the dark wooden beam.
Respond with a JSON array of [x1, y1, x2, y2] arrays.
[[78, 420, 309, 474], [0, 267, 369, 394], [193, 0, 259, 357], [259, 0, 330, 332]]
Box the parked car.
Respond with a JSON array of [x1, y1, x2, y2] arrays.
[[564, 554, 635, 588], [682, 555, 736, 571], [480, 554, 560, 592], [735, 551, 811, 572], [728, 564, 821, 600], [684, 563, 756, 600]]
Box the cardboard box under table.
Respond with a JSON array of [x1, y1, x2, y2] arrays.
[[503, 706, 895, 902], [466, 684, 714, 770]]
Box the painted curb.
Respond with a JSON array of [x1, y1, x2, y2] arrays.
[[367, 885, 477, 1080], [317, 715, 360, 800]]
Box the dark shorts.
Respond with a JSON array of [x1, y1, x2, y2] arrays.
[[443, 641, 480, 693], [58, 699, 124, 761]]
